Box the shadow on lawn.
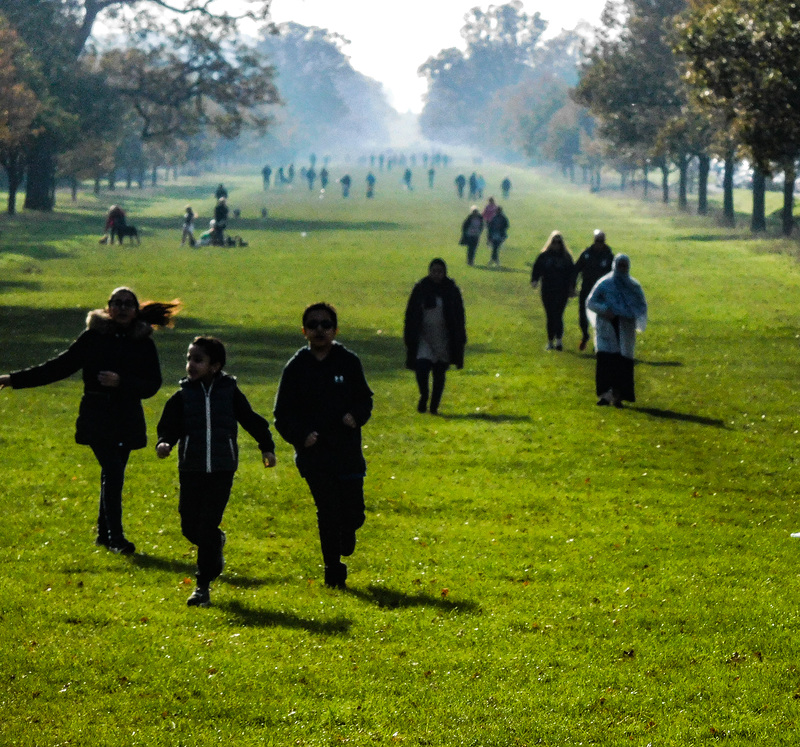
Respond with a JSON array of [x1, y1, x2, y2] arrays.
[[132, 552, 195, 575], [219, 599, 352, 635], [0, 308, 408, 382], [347, 583, 479, 613], [436, 412, 531, 423], [632, 406, 727, 428]]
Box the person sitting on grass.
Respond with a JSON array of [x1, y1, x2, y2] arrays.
[[156, 336, 277, 608]]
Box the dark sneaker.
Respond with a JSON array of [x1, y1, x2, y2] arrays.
[[187, 586, 210, 607], [417, 397, 427, 413], [579, 337, 589, 351], [324, 563, 347, 589], [107, 537, 136, 555]]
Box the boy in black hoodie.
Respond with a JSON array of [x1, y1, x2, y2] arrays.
[[157, 336, 276, 607]]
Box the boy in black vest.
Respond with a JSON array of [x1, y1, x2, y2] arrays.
[[157, 336, 277, 607]]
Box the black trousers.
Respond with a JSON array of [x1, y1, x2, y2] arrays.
[[578, 288, 591, 339], [304, 472, 365, 586], [465, 237, 479, 265], [595, 352, 635, 401], [90, 442, 131, 544], [415, 359, 448, 412], [179, 471, 234, 587], [542, 293, 569, 340]]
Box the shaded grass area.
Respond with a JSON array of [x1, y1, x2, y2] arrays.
[[1, 166, 800, 745]]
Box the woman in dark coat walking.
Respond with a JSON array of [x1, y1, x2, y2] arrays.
[[404, 259, 466, 414], [530, 230, 575, 350], [0, 287, 178, 553]]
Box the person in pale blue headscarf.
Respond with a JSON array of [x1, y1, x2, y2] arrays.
[[586, 254, 647, 407]]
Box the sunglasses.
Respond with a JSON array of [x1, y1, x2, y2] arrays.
[[305, 319, 334, 331]]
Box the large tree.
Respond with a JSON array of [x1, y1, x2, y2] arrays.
[[679, 0, 800, 234], [0, 0, 272, 210]]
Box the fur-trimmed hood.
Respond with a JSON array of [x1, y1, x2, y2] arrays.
[[86, 309, 153, 339]]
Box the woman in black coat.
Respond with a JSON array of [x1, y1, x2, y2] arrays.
[[530, 231, 575, 351], [0, 287, 177, 553], [404, 259, 466, 414]]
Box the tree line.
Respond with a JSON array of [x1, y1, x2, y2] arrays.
[[419, 0, 800, 235], [0, 0, 395, 214]]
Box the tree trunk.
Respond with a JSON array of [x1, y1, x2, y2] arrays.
[[643, 162, 649, 199], [71, 176, 78, 201], [94, 176, 101, 194], [722, 154, 735, 226], [697, 154, 710, 215], [751, 168, 766, 232], [661, 162, 669, 203], [24, 137, 57, 211], [782, 163, 796, 237], [677, 155, 689, 210], [151, 166, 158, 186]]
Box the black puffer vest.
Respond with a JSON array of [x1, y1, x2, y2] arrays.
[[178, 374, 239, 472]]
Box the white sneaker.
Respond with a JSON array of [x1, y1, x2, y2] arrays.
[[791, 532, 800, 539]]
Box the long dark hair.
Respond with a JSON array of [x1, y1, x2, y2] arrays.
[[109, 286, 181, 328]]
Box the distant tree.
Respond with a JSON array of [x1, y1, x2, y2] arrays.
[[256, 22, 393, 154], [679, 0, 800, 234], [0, 0, 272, 211], [0, 18, 42, 213], [419, 1, 547, 146], [574, 0, 689, 204]]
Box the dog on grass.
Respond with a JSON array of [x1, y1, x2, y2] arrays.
[[111, 225, 140, 245]]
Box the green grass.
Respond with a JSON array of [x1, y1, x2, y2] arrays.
[[2, 164, 800, 745]]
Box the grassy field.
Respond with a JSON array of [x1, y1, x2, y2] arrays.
[[1, 163, 800, 746]]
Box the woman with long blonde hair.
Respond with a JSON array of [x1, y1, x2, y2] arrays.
[[530, 231, 575, 350]]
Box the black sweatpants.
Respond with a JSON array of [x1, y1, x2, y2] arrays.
[[542, 292, 569, 341], [304, 472, 365, 587], [179, 471, 234, 587]]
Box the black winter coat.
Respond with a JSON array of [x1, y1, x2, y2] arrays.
[[403, 276, 467, 370], [274, 343, 373, 478], [156, 373, 275, 473], [9, 310, 162, 449]]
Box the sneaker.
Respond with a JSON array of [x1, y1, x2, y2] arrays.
[[546, 341, 555, 351], [107, 537, 136, 555], [187, 586, 210, 607], [791, 532, 800, 538], [417, 397, 427, 413]]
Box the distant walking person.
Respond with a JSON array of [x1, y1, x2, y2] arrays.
[[460, 206, 484, 266], [501, 177, 511, 199], [403, 168, 413, 190], [428, 167, 435, 188], [530, 231, 575, 350], [404, 259, 466, 415], [0, 287, 178, 553], [181, 205, 196, 247], [366, 172, 376, 198], [455, 174, 466, 198], [586, 254, 647, 407], [487, 207, 509, 265], [573, 229, 614, 351], [320, 167, 329, 190], [339, 174, 352, 198], [215, 183, 228, 200], [156, 336, 277, 607], [274, 303, 373, 589], [262, 165, 272, 190]]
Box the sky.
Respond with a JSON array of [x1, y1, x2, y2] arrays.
[[267, 0, 609, 113]]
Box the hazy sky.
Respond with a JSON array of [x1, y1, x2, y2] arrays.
[[268, 0, 609, 112]]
